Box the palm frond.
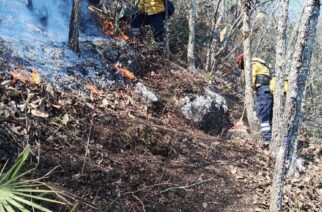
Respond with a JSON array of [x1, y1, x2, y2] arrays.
[[0, 145, 66, 212]]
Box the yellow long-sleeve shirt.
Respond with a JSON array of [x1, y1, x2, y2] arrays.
[[251, 58, 270, 89], [136, 0, 165, 15]]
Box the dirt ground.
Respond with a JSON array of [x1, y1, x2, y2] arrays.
[[1, 62, 321, 211]]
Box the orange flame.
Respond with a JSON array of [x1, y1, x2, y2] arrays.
[[85, 83, 103, 94], [113, 64, 136, 81], [101, 20, 115, 36], [101, 20, 129, 41], [10, 68, 42, 85]]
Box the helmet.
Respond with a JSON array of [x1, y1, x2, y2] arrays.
[[236, 53, 244, 64]]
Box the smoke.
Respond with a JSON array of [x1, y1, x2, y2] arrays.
[[0, 0, 71, 42]]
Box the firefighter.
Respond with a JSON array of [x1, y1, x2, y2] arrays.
[[130, 0, 166, 45], [236, 53, 273, 144]]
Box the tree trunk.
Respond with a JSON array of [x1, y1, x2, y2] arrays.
[[205, 0, 222, 72], [270, 0, 290, 155], [68, 0, 81, 54], [187, 0, 197, 71], [269, 1, 320, 211], [27, 0, 33, 8], [164, 0, 170, 60], [242, 0, 258, 136], [287, 0, 320, 174]]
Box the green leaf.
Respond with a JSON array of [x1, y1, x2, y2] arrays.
[[13, 192, 65, 205], [0, 145, 66, 211], [3, 200, 15, 212], [0, 204, 5, 212], [0, 146, 31, 183], [3, 198, 28, 212], [10, 195, 53, 212]]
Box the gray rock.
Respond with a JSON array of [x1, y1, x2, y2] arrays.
[[133, 82, 160, 110], [180, 88, 229, 134]]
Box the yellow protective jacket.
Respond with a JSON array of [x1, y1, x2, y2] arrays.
[[136, 0, 165, 15], [251, 57, 288, 93], [251, 58, 270, 89]]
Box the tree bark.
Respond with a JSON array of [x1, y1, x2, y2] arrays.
[[287, 0, 320, 174], [269, 1, 320, 211], [68, 0, 81, 54], [27, 0, 33, 8], [242, 0, 258, 136], [270, 0, 290, 155], [164, 0, 170, 60], [205, 0, 222, 72], [187, 0, 197, 71]]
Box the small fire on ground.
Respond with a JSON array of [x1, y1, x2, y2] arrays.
[[10, 68, 42, 85], [85, 83, 103, 94], [101, 20, 129, 41], [112, 64, 136, 81]]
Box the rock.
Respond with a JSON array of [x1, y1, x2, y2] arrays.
[[133, 82, 162, 112], [180, 88, 229, 135]]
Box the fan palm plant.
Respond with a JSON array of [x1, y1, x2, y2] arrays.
[[0, 145, 65, 212]]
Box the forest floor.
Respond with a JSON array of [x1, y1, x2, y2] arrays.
[[1, 55, 322, 211]]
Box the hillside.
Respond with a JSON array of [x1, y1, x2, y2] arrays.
[[1, 60, 321, 211], [1, 0, 322, 211]]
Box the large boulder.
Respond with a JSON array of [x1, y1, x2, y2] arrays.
[[180, 88, 230, 134]]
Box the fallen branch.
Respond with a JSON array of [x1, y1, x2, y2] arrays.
[[132, 193, 146, 212], [81, 117, 94, 174], [160, 176, 215, 193]]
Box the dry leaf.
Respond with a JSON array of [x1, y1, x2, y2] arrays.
[[62, 114, 69, 125], [31, 109, 49, 118], [0, 80, 11, 88], [101, 99, 110, 107], [46, 84, 55, 97], [4, 87, 20, 97]]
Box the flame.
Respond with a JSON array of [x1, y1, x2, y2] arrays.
[[115, 31, 129, 41], [30, 68, 42, 84], [101, 20, 129, 41], [10, 68, 42, 85], [113, 64, 136, 81], [101, 20, 115, 36], [85, 83, 103, 94]]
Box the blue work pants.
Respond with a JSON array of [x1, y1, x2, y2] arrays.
[[130, 12, 165, 42], [255, 86, 273, 141]]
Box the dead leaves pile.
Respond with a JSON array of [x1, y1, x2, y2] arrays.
[[228, 138, 322, 211], [0, 70, 141, 148]]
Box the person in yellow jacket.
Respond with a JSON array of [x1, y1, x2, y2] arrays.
[[131, 0, 166, 43], [236, 53, 273, 144]]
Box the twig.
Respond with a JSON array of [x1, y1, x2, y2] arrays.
[[81, 117, 94, 174], [132, 193, 146, 212], [160, 176, 215, 193], [108, 182, 177, 207]]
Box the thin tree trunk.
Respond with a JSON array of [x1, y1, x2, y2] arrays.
[[270, 0, 290, 156], [187, 0, 197, 71], [164, 0, 170, 60], [68, 0, 81, 54], [269, 1, 320, 211], [287, 0, 320, 174], [27, 0, 33, 8], [242, 0, 258, 135], [205, 0, 222, 72]]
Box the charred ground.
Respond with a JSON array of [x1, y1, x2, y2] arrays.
[[0, 52, 321, 211]]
